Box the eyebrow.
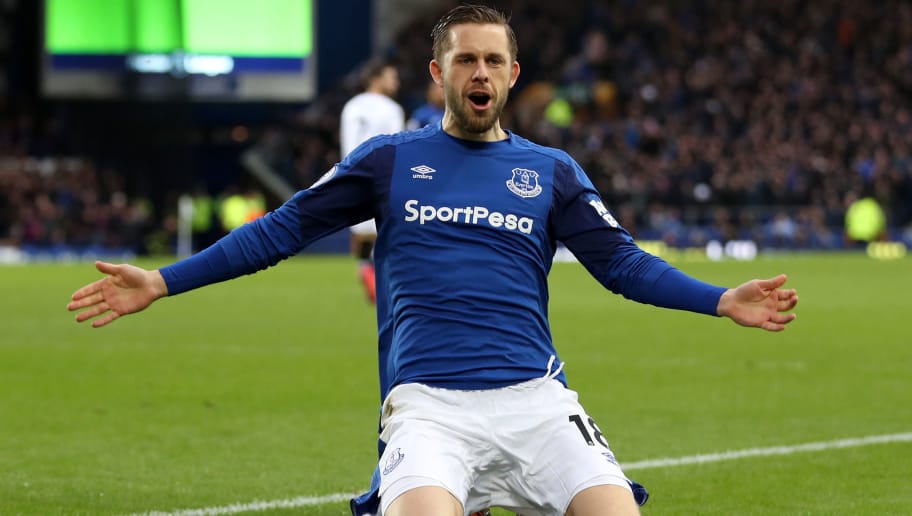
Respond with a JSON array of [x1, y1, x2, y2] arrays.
[[452, 51, 508, 61]]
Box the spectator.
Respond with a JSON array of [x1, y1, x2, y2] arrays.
[[844, 189, 887, 246]]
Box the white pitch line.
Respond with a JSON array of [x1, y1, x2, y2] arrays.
[[128, 493, 360, 516], [127, 431, 912, 516], [621, 431, 912, 471]]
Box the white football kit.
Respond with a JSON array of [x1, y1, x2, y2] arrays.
[[340, 92, 404, 235], [378, 375, 631, 515]]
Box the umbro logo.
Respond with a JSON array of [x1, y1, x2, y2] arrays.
[[410, 164, 436, 180]]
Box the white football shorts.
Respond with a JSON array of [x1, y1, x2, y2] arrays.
[[350, 218, 377, 236], [377, 378, 632, 515]]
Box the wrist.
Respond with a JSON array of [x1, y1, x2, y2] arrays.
[[150, 269, 170, 298], [716, 288, 734, 317]]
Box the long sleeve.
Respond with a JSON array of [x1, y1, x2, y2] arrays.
[[551, 159, 726, 315], [160, 142, 392, 295]]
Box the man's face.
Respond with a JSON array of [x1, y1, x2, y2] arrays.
[[432, 23, 519, 137], [377, 66, 400, 97]]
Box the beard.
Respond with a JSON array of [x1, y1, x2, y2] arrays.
[[444, 84, 508, 135]]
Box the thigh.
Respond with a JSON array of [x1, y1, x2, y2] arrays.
[[566, 485, 640, 516], [530, 396, 633, 507], [482, 382, 634, 515], [378, 385, 481, 514], [383, 485, 463, 516]]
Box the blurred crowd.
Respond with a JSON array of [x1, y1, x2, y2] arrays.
[[0, 156, 160, 253], [264, 0, 912, 250], [3, 0, 912, 255]]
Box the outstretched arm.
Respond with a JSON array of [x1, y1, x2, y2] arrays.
[[67, 261, 169, 328], [717, 274, 798, 332]]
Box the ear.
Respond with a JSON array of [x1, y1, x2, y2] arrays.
[[509, 60, 520, 88], [429, 60, 444, 86]]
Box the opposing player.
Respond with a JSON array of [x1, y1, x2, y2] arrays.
[[68, 5, 798, 515], [340, 57, 405, 303]]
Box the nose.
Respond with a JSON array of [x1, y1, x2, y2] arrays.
[[472, 61, 489, 82]]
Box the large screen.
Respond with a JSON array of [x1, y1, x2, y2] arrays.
[[42, 0, 316, 101]]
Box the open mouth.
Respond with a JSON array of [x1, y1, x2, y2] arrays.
[[467, 91, 492, 110]]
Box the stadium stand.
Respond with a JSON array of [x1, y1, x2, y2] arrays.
[[261, 0, 912, 251], [2, 0, 911, 259]]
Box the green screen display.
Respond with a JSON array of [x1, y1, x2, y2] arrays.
[[182, 0, 311, 56], [43, 0, 317, 101], [46, 0, 312, 57], [46, 0, 133, 53]]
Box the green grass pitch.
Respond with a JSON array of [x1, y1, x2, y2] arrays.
[[1, 252, 910, 515]]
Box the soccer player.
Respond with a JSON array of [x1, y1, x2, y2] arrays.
[[68, 5, 799, 516], [340, 57, 405, 304]]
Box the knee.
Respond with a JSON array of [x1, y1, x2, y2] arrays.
[[565, 484, 640, 516], [383, 485, 463, 516]]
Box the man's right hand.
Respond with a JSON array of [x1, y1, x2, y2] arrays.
[[67, 261, 168, 328]]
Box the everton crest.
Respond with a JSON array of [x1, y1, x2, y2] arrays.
[[382, 447, 405, 475], [506, 168, 542, 198]]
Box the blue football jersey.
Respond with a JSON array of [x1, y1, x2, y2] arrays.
[[406, 104, 444, 130], [160, 124, 726, 399], [375, 127, 571, 393]]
